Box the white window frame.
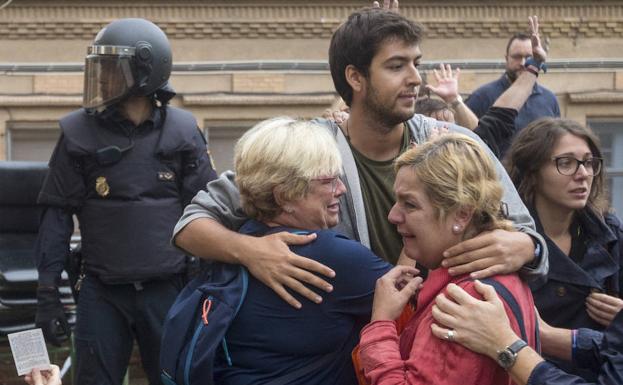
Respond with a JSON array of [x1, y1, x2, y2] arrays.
[[587, 118, 623, 216]]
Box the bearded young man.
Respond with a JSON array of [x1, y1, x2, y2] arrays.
[[172, 8, 548, 309]]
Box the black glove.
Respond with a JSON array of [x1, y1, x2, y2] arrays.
[[35, 287, 71, 346]]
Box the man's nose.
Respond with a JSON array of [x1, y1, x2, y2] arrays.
[[407, 65, 422, 87]]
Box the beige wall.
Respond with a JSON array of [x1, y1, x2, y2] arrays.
[[2, 0, 623, 176]]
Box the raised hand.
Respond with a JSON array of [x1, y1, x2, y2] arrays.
[[426, 63, 461, 104], [372, 0, 399, 12], [528, 15, 547, 63]]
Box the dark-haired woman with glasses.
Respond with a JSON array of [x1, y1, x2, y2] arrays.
[[504, 117, 623, 379]]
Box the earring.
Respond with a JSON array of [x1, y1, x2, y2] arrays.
[[452, 224, 461, 234], [284, 207, 294, 214]]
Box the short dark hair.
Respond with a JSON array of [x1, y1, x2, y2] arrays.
[[505, 33, 530, 55], [415, 97, 449, 117], [503, 118, 608, 215], [329, 8, 423, 106]]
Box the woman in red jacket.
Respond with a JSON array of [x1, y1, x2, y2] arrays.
[[358, 134, 538, 385]]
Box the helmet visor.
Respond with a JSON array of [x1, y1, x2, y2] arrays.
[[83, 48, 135, 110]]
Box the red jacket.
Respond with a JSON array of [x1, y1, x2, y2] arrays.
[[359, 268, 537, 385]]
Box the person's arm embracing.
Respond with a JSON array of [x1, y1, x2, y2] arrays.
[[430, 281, 544, 385], [174, 172, 335, 309], [179, 126, 218, 205], [435, 122, 547, 281], [432, 281, 623, 385], [361, 279, 511, 384]]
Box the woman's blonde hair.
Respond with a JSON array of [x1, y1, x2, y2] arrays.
[[394, 133, 513, 235], [234, 117, 342, 221]]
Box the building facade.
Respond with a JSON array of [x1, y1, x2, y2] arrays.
[[1, 0, 623, 212]]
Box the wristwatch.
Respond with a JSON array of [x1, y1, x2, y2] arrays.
[[524, 56, 547, 76], [496, 339, 528, 369]]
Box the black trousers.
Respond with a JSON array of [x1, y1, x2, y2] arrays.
[[74, 275, 183, 385]]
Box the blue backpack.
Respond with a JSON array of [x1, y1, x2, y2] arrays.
[[160, 262, 249, 385]]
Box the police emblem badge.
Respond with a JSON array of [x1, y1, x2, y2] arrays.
[[95, 176, 110, 197], [157, 171, 175, 181]]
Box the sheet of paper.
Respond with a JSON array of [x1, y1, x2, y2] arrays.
[[8, 329, 50, 376]]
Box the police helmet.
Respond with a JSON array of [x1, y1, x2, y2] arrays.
[[83, 18, 172, 111]]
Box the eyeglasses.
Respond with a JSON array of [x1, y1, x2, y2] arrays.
[[552, 156, 603, 176], [311, 175, 342, 193], [509, 54, 531, 61]]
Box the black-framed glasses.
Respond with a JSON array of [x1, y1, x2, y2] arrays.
[[552, 156, 603, 176], [509, 53, 531, 61]]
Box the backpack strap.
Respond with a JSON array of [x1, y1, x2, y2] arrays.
[[480, 278, 541, 354], [480, 278, 527, 342], [221, 266, 249, 366]]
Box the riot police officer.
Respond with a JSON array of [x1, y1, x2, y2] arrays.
[[34, 18, 217, 385]]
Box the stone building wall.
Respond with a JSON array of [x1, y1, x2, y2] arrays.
[[1, 2, 623, 383], [1, 1, 623, 205]]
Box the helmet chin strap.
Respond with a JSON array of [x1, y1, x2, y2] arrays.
[[85, 105, 108, 116], [154, 82, 176, 104]]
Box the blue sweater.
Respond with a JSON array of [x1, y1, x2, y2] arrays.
[[214, 219, 392, 385]]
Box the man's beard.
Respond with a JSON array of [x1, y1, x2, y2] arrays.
[[505, 69, 519, 83], [364, 84, 416, 133]]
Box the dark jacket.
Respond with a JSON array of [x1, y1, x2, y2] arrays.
[[214, 219, 392, 385], [531, 208, 622, 331], [36, 105, 217, 284], [530, 207, 622, 380], [527, 310, 623, 385], [473, 106, 517, 159]]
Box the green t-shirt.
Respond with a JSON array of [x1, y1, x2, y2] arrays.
[[349, 127, 411, 264]]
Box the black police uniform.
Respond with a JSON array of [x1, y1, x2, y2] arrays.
[[35, 104, 217, 385]]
